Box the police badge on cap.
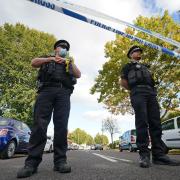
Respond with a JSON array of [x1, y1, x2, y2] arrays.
[[127, 45, 143, 59], [54, 40, 70, 51]]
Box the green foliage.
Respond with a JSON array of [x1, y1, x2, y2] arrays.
[[109, 140, 119, 149], [162, 110, 180, 122], [86, 134, 94, 145], [91, 11, 180, 118], [94, 133, 109, 145], [68, 128, 94, 145], [0, 23, 56, 126]]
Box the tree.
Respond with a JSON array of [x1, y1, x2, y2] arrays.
[[68, 128, 94, 145], [94, 133, 109, 145], [86, 134, 94, 145], [91, 11, 180, 120], [109, 140, 119, 149], [162, 109, 180, 122], [103, 117, 119, 144], [0, 23, 56, 126]]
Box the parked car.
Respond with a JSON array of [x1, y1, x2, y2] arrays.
[[84, 145, 91, 150], [44, 135, 53, 153], [91, 144, 103, 150], [0, 117, 31, 159], [78, 145, 84, 150], [161, 116, 180, 149], [73, 144, 79, 150], [67, 144, 73, 150], [95, 144, 103, 150], [119, 129, 137, 152], [68, 143, 79, 150], [90, 144, 95, 150]]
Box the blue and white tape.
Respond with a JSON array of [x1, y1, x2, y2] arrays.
[[55, 0, 180, 48], [27, 0, 180, 59]]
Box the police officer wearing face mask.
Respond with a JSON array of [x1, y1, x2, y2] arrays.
[[120, 45, 180, 168], [17, 40, 81, 178]]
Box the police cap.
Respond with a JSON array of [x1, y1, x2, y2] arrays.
[[54, 40, 70, 51], [127, 46, 143, 58]]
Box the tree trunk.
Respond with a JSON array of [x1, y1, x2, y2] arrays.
[[111, 133, 113, 144]]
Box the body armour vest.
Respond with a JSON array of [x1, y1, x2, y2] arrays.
[[38, 61, 77, 89], [127, 62, 155, 89]]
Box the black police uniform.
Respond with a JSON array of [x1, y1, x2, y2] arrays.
[[24, 55, 75, 168], [121, 58, 168, 159]]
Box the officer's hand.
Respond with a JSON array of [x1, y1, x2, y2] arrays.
[[54, 56, 66, 64]]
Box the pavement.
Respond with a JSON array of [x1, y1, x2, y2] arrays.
[[0, 150, 180, 180]]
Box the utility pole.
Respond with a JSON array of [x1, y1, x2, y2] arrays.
[[101, 119, 104, 145], [78, 132, 79, 145]]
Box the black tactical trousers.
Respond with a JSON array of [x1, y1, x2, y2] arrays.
[[130, 92, 168, 158], [25, 87, 71, 168]]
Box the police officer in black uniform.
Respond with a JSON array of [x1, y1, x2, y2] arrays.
[[17, 40, 81, 178], [120, 46, 180, 168]]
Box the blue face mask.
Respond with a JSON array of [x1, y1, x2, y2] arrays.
[[59, 48, 67, 58]]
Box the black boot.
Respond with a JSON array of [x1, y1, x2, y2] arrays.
[[139, 156, 150, 168], [153, 155, 180, 166], [17, 166, 37, 178], [54, 162, 71, 173]]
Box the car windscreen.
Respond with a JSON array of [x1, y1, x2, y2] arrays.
[[131, 130, 136, 136], [177, 117, 180, 129], [0, 119, 10, 126]]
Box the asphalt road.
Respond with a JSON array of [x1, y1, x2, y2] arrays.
[[0, 150, 180, 180]]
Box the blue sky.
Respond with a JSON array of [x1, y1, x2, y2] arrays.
[[1, 0, 179, 141], [143, 0, 180, 23]]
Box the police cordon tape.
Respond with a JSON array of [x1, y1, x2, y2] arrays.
[[55, 0, 180, 48], [26, 0, 180, 59]]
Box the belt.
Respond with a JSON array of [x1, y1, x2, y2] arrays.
[[131, 85, 155, 91], [40, 82, 64, 88], [135, 85, 153, 89]]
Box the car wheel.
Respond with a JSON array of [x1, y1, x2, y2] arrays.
[[119, 147, 123, 152], [1, 140, 16, 159], [129, 144, 133, 152]]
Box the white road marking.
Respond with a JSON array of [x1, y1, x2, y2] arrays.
[[93, 153, 117, 163], [93, 153, 133, 163], [105, 155, 133, 163]]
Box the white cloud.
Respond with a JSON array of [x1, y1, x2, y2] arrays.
[[82, 110, 135, 140], [83, 110, 110, 122], [71, 74, 98, 106], [83, 110, 134, 127], [155, 0, 180, 13]]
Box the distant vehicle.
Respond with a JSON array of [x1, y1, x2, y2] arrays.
[[91, 144, 103, 150], [95, 144, 103, 150], [0, 117, 31, 159], [90, 145, 95, 150], [161, 116, 180, 149], [119, 129, 137, 152], [84, 145, 91, 150], [78, 145, 84, 150], [73, 144, 79, 150], [67, 144, 74, 150], [44, 135, 53, 153], [68, 143, 79, 150]]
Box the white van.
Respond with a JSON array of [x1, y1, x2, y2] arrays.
[[161, 116, 180, 149], [44, 135, 53, 153]]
